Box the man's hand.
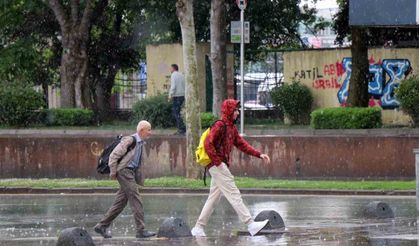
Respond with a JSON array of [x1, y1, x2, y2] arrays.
[[110, 173, 117, 180], [260, 154, 271, 164]]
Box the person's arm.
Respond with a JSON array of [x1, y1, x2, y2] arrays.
[[169, 74, 176, 98], [233, 129, 262, 158], [109, 136, 134, 179], [204, 121, 225, 166], [234, 130, 271, 164]]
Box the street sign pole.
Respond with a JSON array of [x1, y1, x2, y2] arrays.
[[240, 8, 245, 135], [415, 149, 419, 211], [236, 0, 247, 135]]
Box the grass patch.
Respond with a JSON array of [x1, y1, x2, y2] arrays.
[[0, 177, 414, 190]]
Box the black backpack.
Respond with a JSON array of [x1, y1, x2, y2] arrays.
[[97, 135, 136, 174]]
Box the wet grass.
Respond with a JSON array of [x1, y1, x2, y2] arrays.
[[0, 176, 415, 190]]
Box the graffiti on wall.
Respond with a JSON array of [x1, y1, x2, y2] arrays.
[[293, 63, 344, 90], [337, 58, 411, 108], [292, 56, 412, 109]]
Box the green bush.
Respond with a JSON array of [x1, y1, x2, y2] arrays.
[[0, 85, 45, 126], [310, 107, 382, 129], [45, 108, 94, 126], [271, 82, 313, 124], [131, 94, 175, 128], [201, 112, 217, 129], [396, 75, 419, 126]]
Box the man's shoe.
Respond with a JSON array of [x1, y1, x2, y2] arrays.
[[94, 224, 112, 238], [247, 219, 269, 236], [191, 226, 206, 237], [136, 230, 156, 238]]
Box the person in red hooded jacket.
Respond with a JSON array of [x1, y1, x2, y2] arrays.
[[191, 99, 271, 237]]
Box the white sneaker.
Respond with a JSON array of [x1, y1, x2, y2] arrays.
[[247, 219, 269, 236], [191, 226, 206, 237]]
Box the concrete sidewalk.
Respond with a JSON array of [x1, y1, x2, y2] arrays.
[[0, 187, 415, 196]]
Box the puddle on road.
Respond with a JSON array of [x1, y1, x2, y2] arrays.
[[0, 194, 418, 245]]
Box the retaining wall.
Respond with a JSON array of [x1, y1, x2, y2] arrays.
[[1, 130, 419, 180]]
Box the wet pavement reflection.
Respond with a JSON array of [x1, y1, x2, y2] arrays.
[[0, 193, 419, 245]]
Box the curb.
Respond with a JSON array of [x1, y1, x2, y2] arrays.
[[0, 187, 415, 196]]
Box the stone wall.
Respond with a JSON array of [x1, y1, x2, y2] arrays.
[[1, 131, 418, 180]]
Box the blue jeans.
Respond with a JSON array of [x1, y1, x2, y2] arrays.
[[172, 96, 186, 133]]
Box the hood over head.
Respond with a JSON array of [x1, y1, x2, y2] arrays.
[[221, 99, 240, 124]]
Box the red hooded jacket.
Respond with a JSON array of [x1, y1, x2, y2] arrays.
[[204, 99, 261, 169]]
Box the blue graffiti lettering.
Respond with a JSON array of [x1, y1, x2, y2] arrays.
[[368, 64, 383, 96], [381, 59, 411, 108], [337, 58, 352, 105], [336, 58, 411, 108]]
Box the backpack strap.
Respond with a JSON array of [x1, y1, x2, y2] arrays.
[[117, 136, 137, 163], [214, 120, 227, 161], [128, 136, 136, 151], [211, 120, 227, 146], [203, 120, 227, 186]]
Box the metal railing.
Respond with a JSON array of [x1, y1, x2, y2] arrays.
[[112, 78, 147, 110], [234, 51, 285, 110]]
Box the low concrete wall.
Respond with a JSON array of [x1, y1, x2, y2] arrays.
[[1, 130, 418, 180]]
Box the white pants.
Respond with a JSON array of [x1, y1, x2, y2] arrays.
[[196, 163, 253, 227]]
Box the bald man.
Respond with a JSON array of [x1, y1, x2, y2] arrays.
[[94, 120, 156, 238]]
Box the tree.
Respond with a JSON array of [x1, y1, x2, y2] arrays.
[[233, 1, 318, 52], [87, 1, 145, 120], [210, 0, 227, 116], [47, 0, 108, 108], [333, 0, 419, 107], [346, 27, 369, 107], [0, 1, 60, 102], [333, 0, 368, 107], [176, 0, 201, 179]]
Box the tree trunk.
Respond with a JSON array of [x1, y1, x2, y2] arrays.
[[59, 32, 89, 108], [347, 27, 369, 107], [210, 0, 227, 116], [47, 0, 96, 108], [95, 66, 119, 121], [59, 49, 76, 107], [176, 0, 201, 179]]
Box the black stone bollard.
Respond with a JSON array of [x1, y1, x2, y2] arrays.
[[56, 227, 95, 246], [363, 201, 394, 219], [254, 210, 285, 229], [157, 217, 192, 238]]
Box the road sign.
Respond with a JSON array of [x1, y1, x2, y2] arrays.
[[236, 0, 247, 10], [231, 21, 250, 44]]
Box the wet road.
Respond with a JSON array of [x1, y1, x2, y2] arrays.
[[0, 193, 418, 245]]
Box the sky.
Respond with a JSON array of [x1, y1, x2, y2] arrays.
[[300, 0, 339, 9]]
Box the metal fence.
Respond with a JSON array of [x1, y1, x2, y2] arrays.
[[111, 77, 147, 110], [234, 51, 284, 110]]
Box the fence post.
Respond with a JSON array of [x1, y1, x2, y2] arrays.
[[415, 149, 419, 211]]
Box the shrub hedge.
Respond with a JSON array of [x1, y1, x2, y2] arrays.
[[310, 107, 382, 129], [131, 94, 175, 128], [271, 82, 313, 125], [45, 108, 94, 126], [396, 75, 419, 126], [201, 112, 217, 129], [0, 85, 45, 126]]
